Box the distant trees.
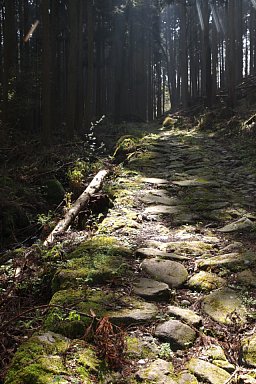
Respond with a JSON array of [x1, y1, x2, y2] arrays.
[[161, 0, 256, 109], [0, 0, 256, 143]]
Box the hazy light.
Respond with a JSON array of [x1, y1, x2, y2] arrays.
[[196, 0, 204, 31], [251, 0, 256, 10], [210, 3, 221, 33]]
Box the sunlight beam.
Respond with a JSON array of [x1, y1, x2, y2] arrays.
[[196, 0, 204, 31], [210, 3, 221, 33], [251, 0, 256, 10]]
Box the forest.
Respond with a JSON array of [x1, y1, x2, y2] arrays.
[[1, 0, 256, 383]]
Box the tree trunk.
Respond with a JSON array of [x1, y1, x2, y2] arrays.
[[85, 0, 94, 130], [41, 0, 52, 144], [180, 0, 188, 108], [3, 0, 17, 122]]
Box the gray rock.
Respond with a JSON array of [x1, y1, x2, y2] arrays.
[[187, 271, 226, 291], [221, 242, 244, 253], [136, 359, 177, 384], [141, 258, 188, 288], [166, 240, 214, 256], [155, 320, 197, 350], [144, 205, 183, 215], [139, 189, 181, 206], [133, 278, 171, 301], [198, 252, 256, 270], [218, 217, 254, 232], [241, 334, 256, 367], [109, 299, 158, 325], [187, 358, 231, 384], [141, 177, 169, 185], [202, 288, 247, 325], [177, 371, 198, 384], [167, 306, 202, 327], [201, 345, 235, 372], [191, 201, 229, 211], [172, 179, 219, 187], [236, 269, 256, 287], [136, 247, 189, 261]]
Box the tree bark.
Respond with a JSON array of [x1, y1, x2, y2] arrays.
[[41, 0, 52, 144]]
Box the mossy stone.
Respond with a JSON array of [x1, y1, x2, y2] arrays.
[[177, 371, 198, 384], [163, 116, 176, 127], [242, 334, 256, 367], [126, 336, 159, 360], [187, 271, 226, 292], [5, 333, 100, 384], [136, 359, 176, 383], [67, 236, 132, 259], [187, 358, 230, 384], [52, 236, 132, 291], [202, 288, 247, 325], [52, 255, 128, 291], [109, 297, 158, 326], [45, 288, 115, 338]]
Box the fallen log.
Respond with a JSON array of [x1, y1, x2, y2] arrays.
[[244, 113, 256, 126], [44, 169, 110, 246]]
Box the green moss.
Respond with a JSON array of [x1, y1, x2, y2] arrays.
[[163, 116, 176, 127], [126, 336, 158, 360], [68, 236, 131, 259], [113, 135, 139, 162], [7, 364, 53, 384], [5, 333, 101, 384], [4, 332, 69, 384], [51, 236, 132, 291], [45, 313, 85, 338], [242, 335, 256, 367], [166, 241, 213, 256], [45, 288, 116, 338]]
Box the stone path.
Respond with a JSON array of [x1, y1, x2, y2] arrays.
[[95, 126, 256, 383], [5, 126, 256, 383]]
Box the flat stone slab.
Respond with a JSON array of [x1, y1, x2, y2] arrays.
[[140, 258, 188, 288], [172, 179, 219, 187], [236, 269, 256, 287], [201, 345, 235, 372], [190, 201, 229, 211], [141, 177, 169, 185], [139, 190, 181, 206], [133, 278, 170, 301], [144, 205, 184, 215], [136, 359, 176, 384], [136, 247, 189, 261], [109, 299, 158, 325], [187, 271, 226, 291], [4, 332, 101, 384], [187, 358, 231, 384], [177, 372, 199, 384], [198, 252, 256, 270], [218, 217, 254, 232], [221, 242, 244, 253], [202, 288, 247, 325], [167, 305, 202, 327], [155, 319, 197, 350], [241, 334, 256, 367], [166, 240, 214, 256]]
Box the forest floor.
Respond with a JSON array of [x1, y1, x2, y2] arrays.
[[1, 106, 256, 383]]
